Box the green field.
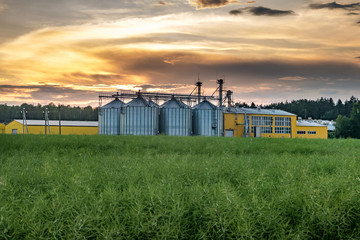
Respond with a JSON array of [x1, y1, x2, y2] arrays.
[[1, 135, 360, 239]]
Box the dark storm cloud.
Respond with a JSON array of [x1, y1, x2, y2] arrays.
[[247, 6, 295, 16], [189, 0, 238, 9], [229, 9, 242, 15], [230, 6, 295, 16], [309, 2, 360, 10]]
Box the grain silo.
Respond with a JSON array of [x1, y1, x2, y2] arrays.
[[99, 98, 125, 135], [120, 96, 159, 135], [193, 100, 223, 136], [160, 97, 192, 136]]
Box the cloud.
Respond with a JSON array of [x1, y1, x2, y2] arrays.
[[135, 83, 189, 92], [246, 6, 295, 16], [230, 6, 295, 16], [188, 0, 239, 9], [63, 72, 124, 84], [0, 3, 6, 12], [309, 2, 360, 10], [229, 9, 242, 15], [0, 84, 100, 105], [155, 1, 175, 6], [279, 76, 307, 81]]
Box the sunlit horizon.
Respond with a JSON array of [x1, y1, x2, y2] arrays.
[[0, 0, 359, 107]]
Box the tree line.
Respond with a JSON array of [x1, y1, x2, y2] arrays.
[[236, 96, 358, 121], [0, 103, 98, 124], [2, 96, 360, 138]]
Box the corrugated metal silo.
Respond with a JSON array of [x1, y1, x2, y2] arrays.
[[120, 96, 159, 135], [193, 100, 223, 136], [160, 97, 192, 136], [99, 98, 125, 135]]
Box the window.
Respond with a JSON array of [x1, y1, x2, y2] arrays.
[[263, 116, 273, 126], [275, 117, 291, 126], [275, 127, 291, 134], [261, 127, 273, 133], [251, 116, 261, 126], [251, 126, 272, 133], [297, 131, 306, 134], [308, 131, 316, 135], [251, 116, 273, 126]]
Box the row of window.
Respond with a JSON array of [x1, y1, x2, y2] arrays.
[[275, 127, 291, 134], [251, 116, 291, 127], [297, 131, 317, 135], [251, 127, 291, 134], [275, 117, 291, 126], [251, 116, 273, 126]]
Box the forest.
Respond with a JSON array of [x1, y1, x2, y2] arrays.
[[1, 96, 359, 124], [0, 103, 98, 124], [237, 96, 358, 121]]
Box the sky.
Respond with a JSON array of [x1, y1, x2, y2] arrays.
[[0, 0, 359, 107]]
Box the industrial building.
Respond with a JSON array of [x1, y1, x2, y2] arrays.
[[295, 120, 328, 139], [223, 108, 297, 138], [4, 120, 98, 135], [96, 80, 328, 139], [1, 79, 328, 139], [223, 108, 327, 139], [0, 123, 5, 134]]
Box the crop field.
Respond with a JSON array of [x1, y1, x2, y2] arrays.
[[1, 135, 360, 239]]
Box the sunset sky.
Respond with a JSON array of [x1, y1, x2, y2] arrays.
[[0, 0, 359, 106]]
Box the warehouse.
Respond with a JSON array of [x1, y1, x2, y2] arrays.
[[4, 120, 98, 135], [295, 120, 328, 139], [223, 107, 328, 139]]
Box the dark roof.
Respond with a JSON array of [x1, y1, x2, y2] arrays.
[[101, 98, 125, 109], [161, 97, 190, 109], [126, 96, 150, 107], [148, 100, 160, 107], [193, 100, 218, 110]]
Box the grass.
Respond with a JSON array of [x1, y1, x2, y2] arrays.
[[1, 135, 360, 239]]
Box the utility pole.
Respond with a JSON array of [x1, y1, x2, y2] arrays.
[[21, 108, 29, 134], [58, 104, 61, 135], [44, 108, 51, 135]]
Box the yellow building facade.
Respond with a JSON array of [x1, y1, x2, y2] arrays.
[[224, 108, 327, 139], [0, 123, 5, 134], [295, 120, 328, 139], [5, 120, 98, 135]]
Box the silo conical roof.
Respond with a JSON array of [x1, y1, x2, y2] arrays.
[[126, 96, 150, 107], [101, 98, 125, 108], [161, 97, 190, 109], [148, 100, 160, 108], [193, 100, 218, 110]]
